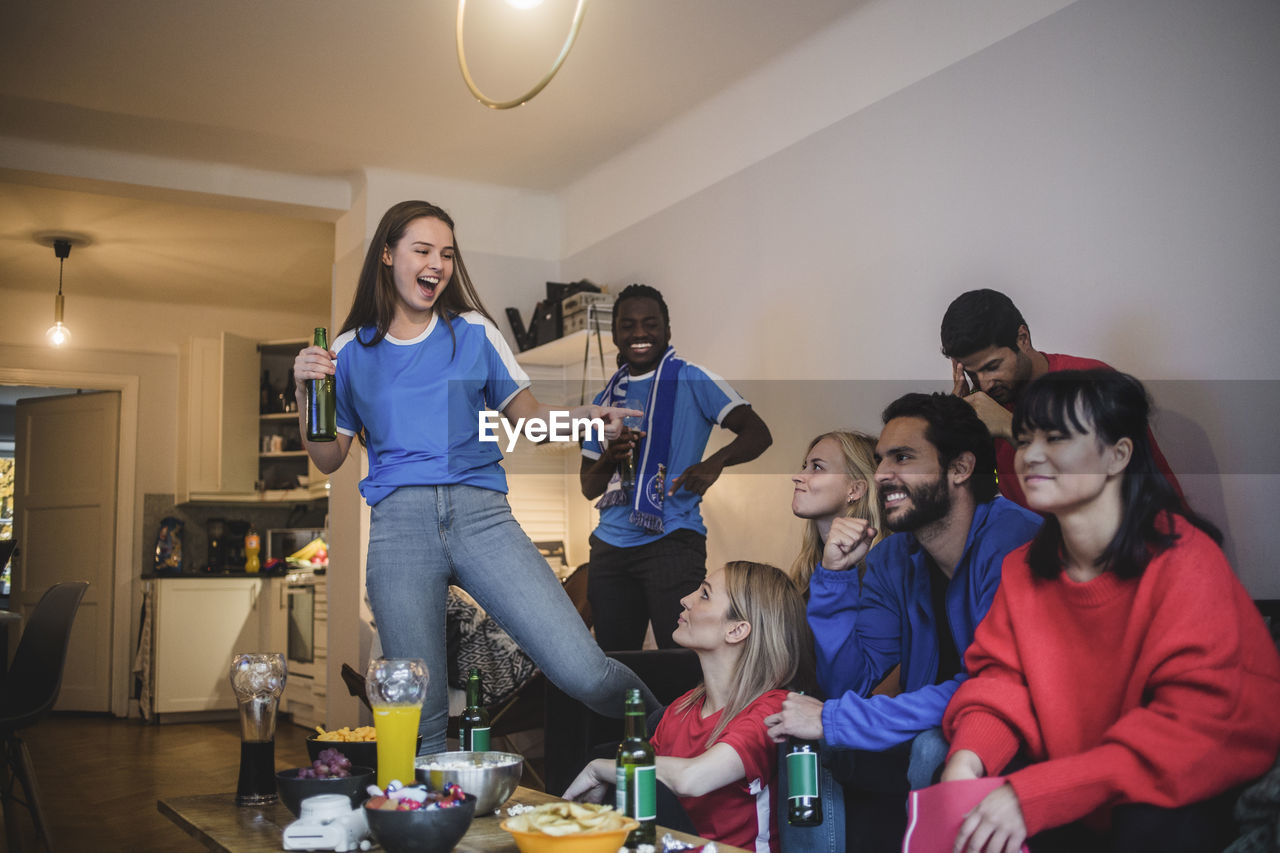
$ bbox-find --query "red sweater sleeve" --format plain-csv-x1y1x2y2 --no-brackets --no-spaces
944,567,1031,776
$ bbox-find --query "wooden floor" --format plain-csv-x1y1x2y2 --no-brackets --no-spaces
0,713,545,852
1,714,313,851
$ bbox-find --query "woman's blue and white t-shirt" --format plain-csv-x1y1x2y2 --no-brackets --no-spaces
333,312,529,506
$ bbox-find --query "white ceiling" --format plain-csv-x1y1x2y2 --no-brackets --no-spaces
0,0,863,311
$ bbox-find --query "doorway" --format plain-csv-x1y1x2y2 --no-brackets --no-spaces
0,369,139,717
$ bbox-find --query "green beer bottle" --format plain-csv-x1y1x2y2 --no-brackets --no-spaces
460,667,491,752
615,688,656,847
786,691,823,826
306,327,336,442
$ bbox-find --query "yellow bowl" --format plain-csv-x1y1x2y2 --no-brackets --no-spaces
500,816,639,853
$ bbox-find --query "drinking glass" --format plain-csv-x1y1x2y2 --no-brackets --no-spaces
619,415,645,494
365,657,429,789
229,652,287,806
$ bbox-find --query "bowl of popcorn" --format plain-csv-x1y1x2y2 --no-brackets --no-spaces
306,725,422,774
500,802,639,853
364,782,477,853
275,747,375,817
415,750,523,814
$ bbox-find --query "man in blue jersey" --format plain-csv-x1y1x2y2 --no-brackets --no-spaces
764,392,1041,853
581,284,772,651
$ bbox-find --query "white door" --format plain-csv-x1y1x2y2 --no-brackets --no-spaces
13,391,119,711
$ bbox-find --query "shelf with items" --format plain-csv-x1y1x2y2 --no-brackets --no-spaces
176,333,329,504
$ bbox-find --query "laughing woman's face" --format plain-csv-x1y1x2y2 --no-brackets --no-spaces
383,216,455,322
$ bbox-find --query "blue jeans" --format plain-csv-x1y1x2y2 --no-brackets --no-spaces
366,485,658,753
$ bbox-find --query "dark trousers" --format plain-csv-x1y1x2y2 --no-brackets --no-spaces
1028,789,1239,853
826,741,914,853
587,529,706,651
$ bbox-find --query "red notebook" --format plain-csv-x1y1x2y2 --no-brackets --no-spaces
901,778,1030,853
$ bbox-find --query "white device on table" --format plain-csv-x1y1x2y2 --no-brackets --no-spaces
282,793,371,851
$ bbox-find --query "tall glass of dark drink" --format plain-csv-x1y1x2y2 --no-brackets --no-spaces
229,652,287,806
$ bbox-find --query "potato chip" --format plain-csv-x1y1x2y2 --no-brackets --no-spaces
509,802,630,836
314,724,376,742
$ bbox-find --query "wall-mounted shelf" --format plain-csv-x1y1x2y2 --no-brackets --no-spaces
516,328,616,367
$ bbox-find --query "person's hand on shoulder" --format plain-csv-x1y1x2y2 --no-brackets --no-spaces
763,692,825,743
822,517,877,572
961,391,1013,442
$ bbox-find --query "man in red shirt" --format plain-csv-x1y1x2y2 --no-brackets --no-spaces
939,289,1182,508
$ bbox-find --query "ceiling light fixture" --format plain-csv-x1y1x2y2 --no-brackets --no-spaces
45,239,73,347
456,0,590,109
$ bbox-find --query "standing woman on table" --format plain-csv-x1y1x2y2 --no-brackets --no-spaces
293,200,657,753
565,560,812,853
940,370,1280,853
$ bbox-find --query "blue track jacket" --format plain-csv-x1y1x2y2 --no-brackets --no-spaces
810,496,1041,751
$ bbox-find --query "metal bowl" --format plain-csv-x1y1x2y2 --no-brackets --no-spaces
414,750,523,814
364,793,477,853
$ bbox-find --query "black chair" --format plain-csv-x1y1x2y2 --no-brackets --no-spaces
1,581,89,853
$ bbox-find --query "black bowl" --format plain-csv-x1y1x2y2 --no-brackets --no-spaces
275,766,376,817
306,735,422,772
364,793,477,853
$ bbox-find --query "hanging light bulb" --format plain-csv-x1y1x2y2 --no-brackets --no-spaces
45,239,72,347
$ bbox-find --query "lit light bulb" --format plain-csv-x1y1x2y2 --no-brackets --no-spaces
46,322,71,346
46,291,70,346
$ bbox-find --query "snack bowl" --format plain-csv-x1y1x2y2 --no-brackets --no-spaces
306,734,422,773
364,793,477,853
414,751,523,814
274,766,375,817
500,815,639,853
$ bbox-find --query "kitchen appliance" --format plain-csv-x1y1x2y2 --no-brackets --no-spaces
269,528,328,727
206,517,226,572
226,520,249,570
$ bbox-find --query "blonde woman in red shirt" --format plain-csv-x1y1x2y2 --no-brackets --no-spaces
940,370,1280,853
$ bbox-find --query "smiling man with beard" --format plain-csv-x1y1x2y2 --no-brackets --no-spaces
581,284,772,651
764,393,1040,853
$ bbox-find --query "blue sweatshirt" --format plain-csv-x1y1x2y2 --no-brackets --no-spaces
809,496,1041,751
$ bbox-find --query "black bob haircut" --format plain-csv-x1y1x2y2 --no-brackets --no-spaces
1013,369,1220,580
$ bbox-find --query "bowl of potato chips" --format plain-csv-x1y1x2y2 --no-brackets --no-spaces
307,725,422,774
500,802,638,853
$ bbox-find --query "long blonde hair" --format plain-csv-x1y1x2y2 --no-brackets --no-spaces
674,561,813,748
789,431,884,592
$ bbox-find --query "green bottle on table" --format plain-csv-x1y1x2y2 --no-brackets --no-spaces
460,667,491,752
306,326,336,442
615,688,656,847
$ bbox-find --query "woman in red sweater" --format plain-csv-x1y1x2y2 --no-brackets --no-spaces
940,370,1280,853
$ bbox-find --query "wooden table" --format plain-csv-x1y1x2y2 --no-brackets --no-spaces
158,786,747,852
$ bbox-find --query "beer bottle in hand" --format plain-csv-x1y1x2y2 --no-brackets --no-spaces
460,667,491,752
615,688,656,847
306,327,336,442
786,693,824,826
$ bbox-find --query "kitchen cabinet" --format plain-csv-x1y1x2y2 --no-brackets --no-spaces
176,334,327,504
152,577,279,714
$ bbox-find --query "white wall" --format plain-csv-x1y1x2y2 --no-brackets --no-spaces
559,0,1280,595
